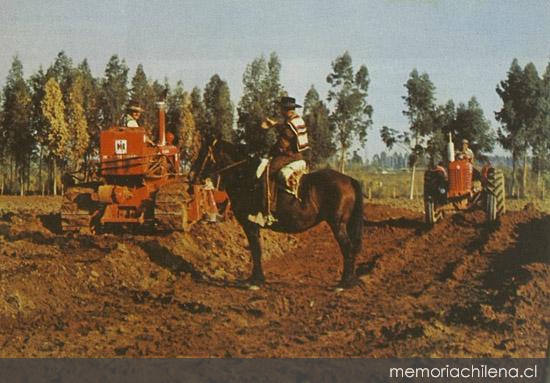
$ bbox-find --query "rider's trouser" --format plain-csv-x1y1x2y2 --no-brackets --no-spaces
260,152,303,215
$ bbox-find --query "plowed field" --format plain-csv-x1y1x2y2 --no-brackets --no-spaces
0,196,548,357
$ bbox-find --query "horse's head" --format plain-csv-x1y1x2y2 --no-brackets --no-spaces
190,135,250,183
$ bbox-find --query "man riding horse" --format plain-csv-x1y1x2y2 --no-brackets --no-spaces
192,106,364,288
248,96,310,227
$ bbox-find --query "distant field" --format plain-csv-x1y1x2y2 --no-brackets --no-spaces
347,169,550,213
366,197,550,213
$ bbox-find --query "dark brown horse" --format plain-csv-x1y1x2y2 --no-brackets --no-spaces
192,138,364,289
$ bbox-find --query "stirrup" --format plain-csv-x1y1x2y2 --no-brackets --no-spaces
247,212,277,227
265,214,277,226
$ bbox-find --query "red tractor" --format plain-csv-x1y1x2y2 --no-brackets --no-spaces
60,102,230,233
423,136,505,225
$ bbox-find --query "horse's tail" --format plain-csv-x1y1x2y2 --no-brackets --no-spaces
348,178,364,254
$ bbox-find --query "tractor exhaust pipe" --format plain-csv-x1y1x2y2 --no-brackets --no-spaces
447,132,455,162
156,101,167,146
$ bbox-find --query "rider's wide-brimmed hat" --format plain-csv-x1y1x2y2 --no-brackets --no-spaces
278,96,302,109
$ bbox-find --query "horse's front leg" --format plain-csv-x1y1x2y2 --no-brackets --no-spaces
242,222,265,286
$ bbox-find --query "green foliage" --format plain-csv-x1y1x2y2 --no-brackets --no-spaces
370,151,408,170
29,68,49,151
190,87,207,135
303,86,334,166
532,61,550,175
450,97,495,160
76,59,101,157
41,77,69,162
428,100,455,163
496,59,549,195
178,92,201,164
326,51,373,172
46,51,74,105
66,75,89,170
167,81,185,142
496,59,529,156
1,56,33,181
237,53,285,153
100,55,129,128
204,74,235,142
129,64,149,121
402,69,436,142
129,64,166,136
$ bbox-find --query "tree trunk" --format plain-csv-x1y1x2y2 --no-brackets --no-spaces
521,153,528,198
339,147,346,173
537,167,542,198
26,157,31,194
47,157,53,195
38,147,43,194
511,154,517,198
409,162,416,200
52,160,57,196
9,157,14,194
19,171,24,196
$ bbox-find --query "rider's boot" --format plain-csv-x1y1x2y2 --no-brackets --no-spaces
248,211,267,227
248,161,277,227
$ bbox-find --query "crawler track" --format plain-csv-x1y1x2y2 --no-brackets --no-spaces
60,187,98,233
154,180,192,231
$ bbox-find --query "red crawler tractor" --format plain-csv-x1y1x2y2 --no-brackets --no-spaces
60,102,230,233
423,135,505,225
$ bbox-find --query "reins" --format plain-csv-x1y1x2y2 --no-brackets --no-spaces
195,139,254,181
208,158,251,176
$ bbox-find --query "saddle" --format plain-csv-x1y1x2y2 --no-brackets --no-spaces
249,158,308,222
256,159,308,216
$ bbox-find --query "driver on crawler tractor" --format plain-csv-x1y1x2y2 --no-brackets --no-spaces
121,102,144,128
120,101,156,145
248,96,310,226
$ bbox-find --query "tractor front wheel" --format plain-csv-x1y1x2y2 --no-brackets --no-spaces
423,170,444,226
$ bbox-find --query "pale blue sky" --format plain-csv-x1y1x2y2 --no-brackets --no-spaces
1,0,549,156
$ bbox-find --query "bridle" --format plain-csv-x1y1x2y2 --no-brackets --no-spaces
193,139,252,182
195,139,217,181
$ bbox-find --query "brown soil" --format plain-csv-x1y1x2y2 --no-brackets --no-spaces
0,196,548,357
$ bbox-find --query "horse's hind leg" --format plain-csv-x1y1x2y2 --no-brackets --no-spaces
330,222,359,288
242,222,266,286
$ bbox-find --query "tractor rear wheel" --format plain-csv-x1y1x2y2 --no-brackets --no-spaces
485,168,505,222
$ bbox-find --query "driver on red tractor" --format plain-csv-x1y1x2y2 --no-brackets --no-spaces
248,96,310,227
456,138,483,187
456,139,474,163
